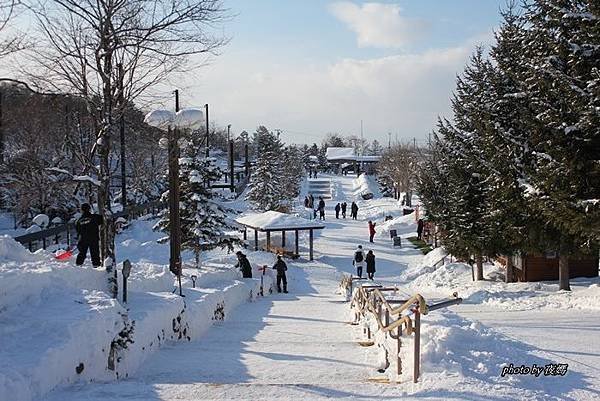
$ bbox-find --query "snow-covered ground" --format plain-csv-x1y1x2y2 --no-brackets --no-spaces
2,173,599,400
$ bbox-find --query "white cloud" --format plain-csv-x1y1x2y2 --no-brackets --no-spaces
329,2,428,48
179,43,474,144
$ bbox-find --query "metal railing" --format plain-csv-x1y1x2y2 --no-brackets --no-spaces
345,277,462,383
13,200,165,252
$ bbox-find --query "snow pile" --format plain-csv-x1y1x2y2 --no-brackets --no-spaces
355,309,569,398
400,246,448,282
375,213,416,238
0,235,46,265
352,173,379,198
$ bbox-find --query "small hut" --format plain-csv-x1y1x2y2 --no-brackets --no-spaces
504,252,599,282
236,211,325,260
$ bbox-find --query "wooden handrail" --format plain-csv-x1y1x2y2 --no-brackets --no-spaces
344,275,462,384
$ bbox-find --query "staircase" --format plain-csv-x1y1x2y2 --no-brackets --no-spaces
307,179,332,200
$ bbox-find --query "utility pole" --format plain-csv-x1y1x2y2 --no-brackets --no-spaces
169,89,183,296
227,124,231,142
360,120,364,157
388,132,391,150
205,103,209,157
413,137,417,149
229,139,235,194
118,63,127,206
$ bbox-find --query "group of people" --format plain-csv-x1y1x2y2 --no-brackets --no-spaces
304,194,326,220
352,245,376,280
333,201,359,220
235,251,289,293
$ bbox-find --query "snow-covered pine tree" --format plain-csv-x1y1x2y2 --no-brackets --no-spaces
421,48,500,280
280,145,304,207
154,140,241,267
246,126,283,211
516,0,600,290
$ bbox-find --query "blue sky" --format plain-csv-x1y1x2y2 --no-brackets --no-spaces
181,0,504,145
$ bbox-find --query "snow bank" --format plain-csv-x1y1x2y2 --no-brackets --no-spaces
352,173,380,199
0,235,46,265
404,257,600,312
0,217,277,401
375,213,416,238
354,307,569,398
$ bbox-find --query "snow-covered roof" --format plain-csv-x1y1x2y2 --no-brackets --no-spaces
236,211,325,231
356,155,381,162
326,147,355,160
325,148,381,162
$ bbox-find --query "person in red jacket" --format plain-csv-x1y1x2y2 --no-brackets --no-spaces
368,220,376,243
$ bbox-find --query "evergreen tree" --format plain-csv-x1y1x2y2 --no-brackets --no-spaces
517,0,600,290
154,141,241,268
246,126,283,211
281,145,304,206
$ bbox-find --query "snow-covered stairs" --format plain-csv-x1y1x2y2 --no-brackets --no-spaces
307,179,332,200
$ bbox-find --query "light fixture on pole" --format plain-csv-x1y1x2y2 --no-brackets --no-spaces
144,105,204,296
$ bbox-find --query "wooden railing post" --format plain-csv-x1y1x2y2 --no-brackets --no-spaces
413,308,420,383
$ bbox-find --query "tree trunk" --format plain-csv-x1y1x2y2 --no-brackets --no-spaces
475,252,484,281
558,239,571,291
505,255,513,284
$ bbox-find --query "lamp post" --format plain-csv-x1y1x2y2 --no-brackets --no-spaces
144,100,204,296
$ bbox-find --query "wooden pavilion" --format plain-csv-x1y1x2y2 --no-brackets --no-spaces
236,211,325,260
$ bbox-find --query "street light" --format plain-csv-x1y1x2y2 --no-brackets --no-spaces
144,106,204,296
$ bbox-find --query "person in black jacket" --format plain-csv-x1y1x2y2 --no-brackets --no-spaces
335,203,341,219
235,251,253,278
75,203,103,267
365,250,376,280
341,202,347,218
351,202,359,220
318,197,326,220
272,255,288,293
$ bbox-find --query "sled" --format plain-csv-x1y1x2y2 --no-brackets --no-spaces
55,248,73,261
358,340,375,347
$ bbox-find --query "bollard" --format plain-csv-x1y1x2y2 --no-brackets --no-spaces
122,259,132,304
191,275,197,288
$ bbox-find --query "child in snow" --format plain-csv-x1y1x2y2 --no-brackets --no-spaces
353,245,366,278
368,220,376,243
272,254,288,293
366,250,376,280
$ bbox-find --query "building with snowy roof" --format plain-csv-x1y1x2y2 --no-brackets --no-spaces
325,147,380,175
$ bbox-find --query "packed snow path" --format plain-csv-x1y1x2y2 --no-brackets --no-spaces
43,174,600,400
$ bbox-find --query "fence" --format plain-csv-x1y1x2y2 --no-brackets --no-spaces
343,277,462,383
13,201,165,252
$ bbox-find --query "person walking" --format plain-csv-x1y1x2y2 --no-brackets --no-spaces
368,220,376,243
318,197,326,220
351,202,359,220
341,202,347,219
352,245,366,278
272,254,288,293
417,218,424,240
365,250,376,280
335,203,341,219
235,251,253,278
75,203,103,267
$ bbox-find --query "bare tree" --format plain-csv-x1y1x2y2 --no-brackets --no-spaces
378,143,418,206
24,0,228,297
